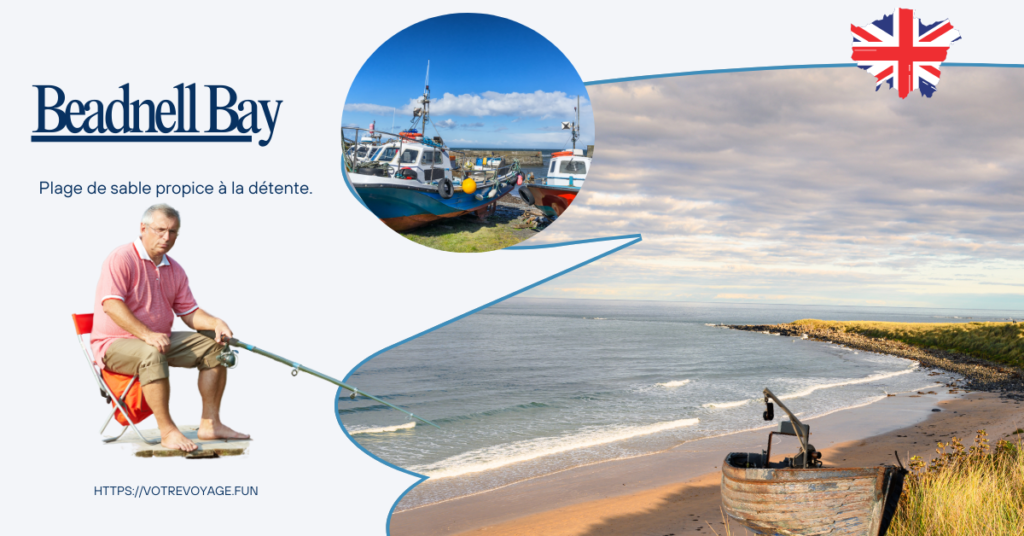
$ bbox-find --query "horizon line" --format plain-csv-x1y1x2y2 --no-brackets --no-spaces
508,295,1024,313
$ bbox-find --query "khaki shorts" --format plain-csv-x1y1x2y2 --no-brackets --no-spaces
103,332,223,385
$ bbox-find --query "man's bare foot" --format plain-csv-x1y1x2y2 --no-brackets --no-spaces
161,428,198,452
197,420,250,440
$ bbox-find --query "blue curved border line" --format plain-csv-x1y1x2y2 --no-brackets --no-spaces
339,56,1024,532
584,62,1024,86
340,60,1024,534
335,233,641,534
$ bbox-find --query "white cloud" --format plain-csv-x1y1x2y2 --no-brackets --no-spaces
342,103,396,115
522,68,1024,308
397,91,587,118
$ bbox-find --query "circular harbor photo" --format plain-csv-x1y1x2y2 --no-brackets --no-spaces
341,14,594,252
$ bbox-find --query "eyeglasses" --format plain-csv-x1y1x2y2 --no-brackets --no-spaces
146,225,179,238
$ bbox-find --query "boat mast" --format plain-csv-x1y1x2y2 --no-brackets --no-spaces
571,95,580,152
423,61,435,177
423,60,430,135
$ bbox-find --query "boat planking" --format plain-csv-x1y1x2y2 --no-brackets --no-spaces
720,388,906,536
353,177,516,232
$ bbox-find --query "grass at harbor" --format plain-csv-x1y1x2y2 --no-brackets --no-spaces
402,213,541,253
889,429,1024,536
790,320,1024,369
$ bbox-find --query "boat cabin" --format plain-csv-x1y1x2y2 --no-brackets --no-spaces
364,139,453,184
345,132,384,164
545,149,590,188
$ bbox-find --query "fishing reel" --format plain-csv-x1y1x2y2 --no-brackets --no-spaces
763,395,774,421
217,345,239,369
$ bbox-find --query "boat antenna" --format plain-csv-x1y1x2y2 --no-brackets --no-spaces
423,60,430,134
574,95,580,152
562,96,581,152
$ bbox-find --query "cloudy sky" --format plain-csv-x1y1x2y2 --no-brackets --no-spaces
342,14,593,150
523,67,1024,311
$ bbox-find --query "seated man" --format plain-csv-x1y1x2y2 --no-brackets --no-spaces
91,203,248,452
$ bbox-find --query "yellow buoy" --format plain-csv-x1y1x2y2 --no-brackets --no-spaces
462,178,477,194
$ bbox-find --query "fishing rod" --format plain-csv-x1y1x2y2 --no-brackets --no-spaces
200,331,440,429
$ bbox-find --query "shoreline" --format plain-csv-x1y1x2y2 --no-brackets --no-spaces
389,391,1023,536
722,323,1024,399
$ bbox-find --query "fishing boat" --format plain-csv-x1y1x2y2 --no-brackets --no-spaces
343,121,384,164
344,63,522,232
721,388,906,536
520,96,590,218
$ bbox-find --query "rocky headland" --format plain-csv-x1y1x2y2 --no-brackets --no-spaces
723,323,1024,400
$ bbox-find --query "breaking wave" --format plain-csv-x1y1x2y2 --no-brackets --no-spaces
656,379,691,388
411,417,700,480
348,422,417,435
779,365,920,401
703,399,750,409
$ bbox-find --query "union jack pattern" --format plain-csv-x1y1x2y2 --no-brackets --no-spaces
851,8,961,99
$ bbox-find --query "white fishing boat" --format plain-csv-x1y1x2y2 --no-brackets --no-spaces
520,97,591,217
344,121,384,164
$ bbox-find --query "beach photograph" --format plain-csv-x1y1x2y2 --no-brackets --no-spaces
341,14,595,252
337,67,1024,535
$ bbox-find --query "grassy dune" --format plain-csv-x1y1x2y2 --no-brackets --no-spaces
889,430,1024,536
790,320,1024,369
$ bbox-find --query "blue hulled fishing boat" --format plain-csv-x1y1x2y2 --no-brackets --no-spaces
344,63,522,232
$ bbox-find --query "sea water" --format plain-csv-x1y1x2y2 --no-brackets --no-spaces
450,147,556,199
337,298,1022,509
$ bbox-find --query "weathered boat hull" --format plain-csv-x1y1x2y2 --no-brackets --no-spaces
354,181,516,232
721,453,904,536
523,184,579,217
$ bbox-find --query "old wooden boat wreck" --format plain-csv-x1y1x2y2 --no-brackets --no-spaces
721,388,906,536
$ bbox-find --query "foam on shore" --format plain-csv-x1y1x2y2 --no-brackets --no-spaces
349,422,417,435
412,417,700,480
703,399,750,409
779,365,919,401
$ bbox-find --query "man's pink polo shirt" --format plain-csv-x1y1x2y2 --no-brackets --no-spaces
90,237,199,366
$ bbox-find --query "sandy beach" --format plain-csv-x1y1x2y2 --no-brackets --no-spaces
390,391,1023,536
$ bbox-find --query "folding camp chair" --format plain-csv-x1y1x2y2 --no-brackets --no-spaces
73,313,159,444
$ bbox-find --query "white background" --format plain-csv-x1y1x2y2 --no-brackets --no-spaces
0,1,1014,534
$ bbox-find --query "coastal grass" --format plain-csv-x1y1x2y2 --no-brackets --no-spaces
790,319,1024,369
889,430,1024,536
402,215,536,253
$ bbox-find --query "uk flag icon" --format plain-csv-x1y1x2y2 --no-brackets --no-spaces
852,8,962,98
